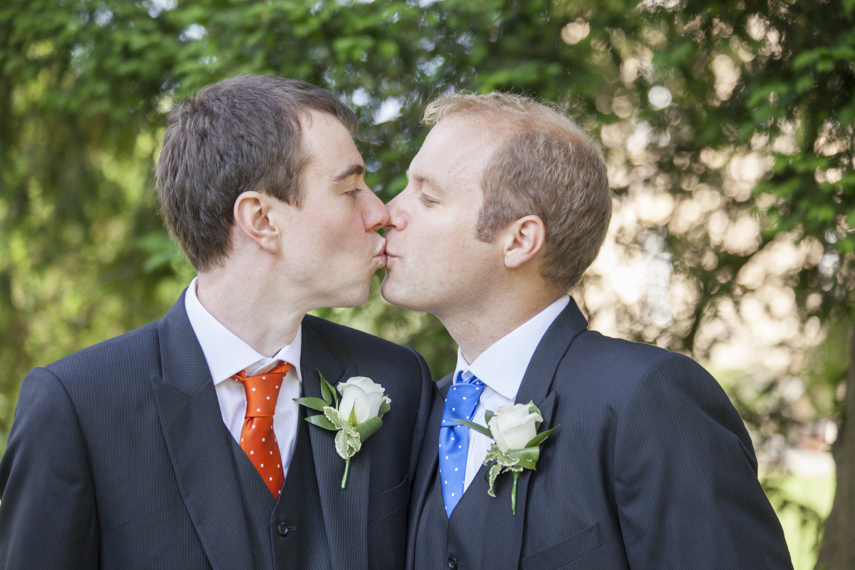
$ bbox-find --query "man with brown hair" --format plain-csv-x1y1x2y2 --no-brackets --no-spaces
0,75,432,570
383,93,793,569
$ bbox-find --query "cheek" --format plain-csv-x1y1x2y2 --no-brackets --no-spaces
412,223,459,266
328,209,366,243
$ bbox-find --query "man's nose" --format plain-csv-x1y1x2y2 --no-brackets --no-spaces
364,190,390,232
384,192,405,231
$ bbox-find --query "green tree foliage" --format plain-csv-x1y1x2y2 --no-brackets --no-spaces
1,0,853,565
0,0,628,407
575,2,854,565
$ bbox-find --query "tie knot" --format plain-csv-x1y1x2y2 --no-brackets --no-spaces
440,372,485,426
235,361,293,418
457,370,484,387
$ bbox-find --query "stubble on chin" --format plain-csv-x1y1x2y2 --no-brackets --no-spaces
380,271,429,313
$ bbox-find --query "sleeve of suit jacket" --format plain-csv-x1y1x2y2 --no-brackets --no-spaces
0,367,100,570
611,351,792,570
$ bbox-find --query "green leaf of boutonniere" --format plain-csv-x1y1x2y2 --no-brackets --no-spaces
508,447,540,470
335,429,361,459
318,371,338,407
324,407,348,431
354,416,383,442
305,413,337,431
525,426,557,449
453,419,493,438
293,397,329,412
486,463,503,497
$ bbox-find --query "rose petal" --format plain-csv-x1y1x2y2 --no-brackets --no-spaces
364,391,385,419
339,385,371,424
490,405,542,451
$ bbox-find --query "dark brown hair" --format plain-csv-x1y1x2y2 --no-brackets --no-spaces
156,75,357,271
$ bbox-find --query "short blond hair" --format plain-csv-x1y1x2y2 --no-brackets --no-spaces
423,92,612,289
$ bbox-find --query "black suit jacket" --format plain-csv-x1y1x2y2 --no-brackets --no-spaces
408,298,793,570
0,291,433,570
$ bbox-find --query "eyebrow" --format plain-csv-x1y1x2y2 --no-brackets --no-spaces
332,163,366,183
406,169,444,193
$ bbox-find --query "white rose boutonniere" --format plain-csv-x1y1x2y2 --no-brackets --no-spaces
337,376,390,424
457,401,557,514
296,372,391,489
489,404,542,453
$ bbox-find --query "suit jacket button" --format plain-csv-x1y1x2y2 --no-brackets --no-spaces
277,523,290,537
447,556,458,569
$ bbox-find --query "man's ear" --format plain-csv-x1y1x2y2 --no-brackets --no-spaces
233,191,281,254
500,215,546,269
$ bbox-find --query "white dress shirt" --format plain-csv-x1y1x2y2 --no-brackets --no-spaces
453,295,569,491
184,277,303,479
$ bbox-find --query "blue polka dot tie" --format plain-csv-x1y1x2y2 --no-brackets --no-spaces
439,370,485,517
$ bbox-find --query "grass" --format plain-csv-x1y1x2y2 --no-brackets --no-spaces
765,474,836,570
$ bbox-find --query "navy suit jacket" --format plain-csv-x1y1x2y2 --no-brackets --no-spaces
408,298,793,570
0,291,433,570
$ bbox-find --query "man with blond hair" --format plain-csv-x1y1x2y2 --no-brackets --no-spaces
383,92,793,569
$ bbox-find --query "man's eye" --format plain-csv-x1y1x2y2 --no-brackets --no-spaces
419,194,437,205
346,188,362,197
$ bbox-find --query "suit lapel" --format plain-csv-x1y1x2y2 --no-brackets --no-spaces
300,321,369,570
409,373,451,537
479,392,557,570
515,298,589,406
151,291,252,570
480,299,588,568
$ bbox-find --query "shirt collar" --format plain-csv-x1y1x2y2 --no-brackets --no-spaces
453,296,569,401
184,277,303,385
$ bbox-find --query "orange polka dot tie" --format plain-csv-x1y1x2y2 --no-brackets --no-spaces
234,361,293,497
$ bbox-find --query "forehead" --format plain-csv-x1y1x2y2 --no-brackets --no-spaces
300,111,363,179
410,116,499,189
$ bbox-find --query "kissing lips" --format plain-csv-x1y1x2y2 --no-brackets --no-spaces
373,241,388,265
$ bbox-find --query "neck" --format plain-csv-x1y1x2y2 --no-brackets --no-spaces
440,288,564,364
196,267,305,358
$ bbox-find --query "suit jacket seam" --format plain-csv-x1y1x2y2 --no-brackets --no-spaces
609,348,682,480
604,347,688,544
34,366,99,485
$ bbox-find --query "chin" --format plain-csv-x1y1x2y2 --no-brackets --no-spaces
380,279,423,312
342,284,372,308
379,276,396,305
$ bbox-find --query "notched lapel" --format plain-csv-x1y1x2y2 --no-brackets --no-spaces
478,300,582,570
475,392,557,570
409,375,450,535
516,298,587,408
152,292,253,570
301,323,369,570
